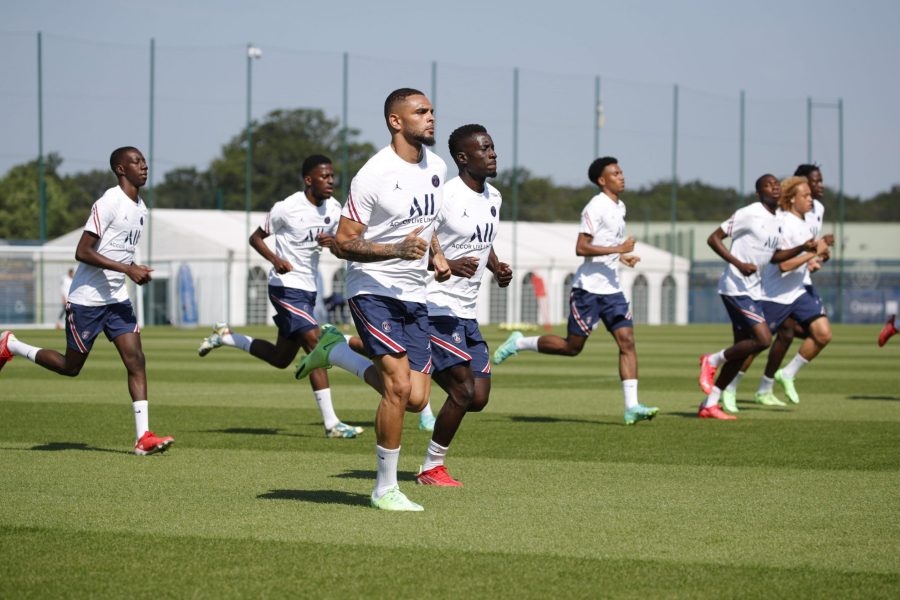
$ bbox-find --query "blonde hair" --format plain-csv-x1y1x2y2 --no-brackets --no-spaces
780,176,810,212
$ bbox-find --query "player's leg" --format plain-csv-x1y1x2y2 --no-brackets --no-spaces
1,303,101,377
417,363,470,486
722,352,756,413
610,324,658,425
776,316,832,404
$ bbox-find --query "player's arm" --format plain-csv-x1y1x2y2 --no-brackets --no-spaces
575,233,635,257
429,233,451,282
776,238,830,272
334,216,426,262
74,231,152,285
487,248,513,287
771,238,819,264
707,227,756,276
249,226,292,274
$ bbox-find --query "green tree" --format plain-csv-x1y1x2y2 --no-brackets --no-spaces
153,167,215,209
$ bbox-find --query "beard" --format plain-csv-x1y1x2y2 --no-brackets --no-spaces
410,131,436,147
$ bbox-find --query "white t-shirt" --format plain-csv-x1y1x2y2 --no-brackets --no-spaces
762,211,812,304
342,145,447,302
426,177,502,318
262,192,340,291
716,202,780,301
571,192,625,295
68,186,147,307
802,198,825,286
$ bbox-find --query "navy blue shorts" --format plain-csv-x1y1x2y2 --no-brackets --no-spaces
567,288,633,337
269,285,318,338
762,291,826,332
348,294,432,373
720,294,767,333
65,300,139,353
428,316,491,378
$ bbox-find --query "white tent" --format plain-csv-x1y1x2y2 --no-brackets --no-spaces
46,209,690,327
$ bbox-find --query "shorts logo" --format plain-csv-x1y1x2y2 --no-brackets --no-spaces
452,332,462,343
82,330,91,339
585,316,593,325
432,175,440,187
381,321,392,333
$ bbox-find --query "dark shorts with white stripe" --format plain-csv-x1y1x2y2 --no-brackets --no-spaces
65,300,139,353
348,294,432,373
567,288,633,337
720,294,767,334
428,315,491,378
269,285,318,338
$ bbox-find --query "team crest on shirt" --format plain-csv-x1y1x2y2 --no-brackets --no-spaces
324,217,331,224
140,217,144,225
452,332,462,343
381,321,392,333
491,206,497,217
432,175,440,187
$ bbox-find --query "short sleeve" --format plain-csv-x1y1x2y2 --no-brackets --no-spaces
326,200,342,234
85,197,115,237
579,203,599,236
343,174,375,224
263,201,285,235
720,211,739,237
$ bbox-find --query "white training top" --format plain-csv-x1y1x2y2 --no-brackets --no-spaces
571,192,626,295
342,145,447,302
262,192,341,291
68,186,147,307
762,211,812,304
716,202,781,301
426,177,502,318
802,198,825,286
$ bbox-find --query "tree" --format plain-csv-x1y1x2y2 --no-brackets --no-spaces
153,167,215,209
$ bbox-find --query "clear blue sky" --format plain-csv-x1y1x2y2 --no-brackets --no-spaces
2,0,898,199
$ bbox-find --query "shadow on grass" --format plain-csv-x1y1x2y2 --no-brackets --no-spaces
29,441,131,455
847,395,898,401
257,489,370,507
201,427,312,438
332,469,417,482
508,415,613,426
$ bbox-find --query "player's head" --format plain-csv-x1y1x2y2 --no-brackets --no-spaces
794,163,824,200
755,173,781,207
780,175,812,214
448,124,497,179
587,156,624,195
109,146,147,188
383,87,435,146
301,154,334,202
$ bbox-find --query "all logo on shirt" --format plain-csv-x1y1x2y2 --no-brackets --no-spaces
409,194,436,218
469,223,496,244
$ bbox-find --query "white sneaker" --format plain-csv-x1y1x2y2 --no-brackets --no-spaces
198,322,231,357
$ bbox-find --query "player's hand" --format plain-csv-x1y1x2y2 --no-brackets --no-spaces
316,233,336,249
433,254,452,282
620,236,636,253
802,237,817,252
494,262,513,288
737,262,757,277
272,256,293,274
822,233,835,246
819,248,831,262
808,258,822,273
815,238,829,255
621,254,641,268
127,264,153,285
394,226,427,260
448,256,479,279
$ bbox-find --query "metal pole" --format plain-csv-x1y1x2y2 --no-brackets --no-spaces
739,89,745,207
431,60,437,109
341,52,349,201
511,67,520,323
837,97,845,323
147,37,155,325
594,76,601,158
806,96,812,164
245,43,253,325
37,31,46,322
669,84,678,272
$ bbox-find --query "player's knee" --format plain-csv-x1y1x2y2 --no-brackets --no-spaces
124,349,146,374
384,379,412,404
468,393,489,412
406,394,428,413
561,342,584,356
60,365,82,377
449,381,475,410
270,355,293,369
813,326,832,346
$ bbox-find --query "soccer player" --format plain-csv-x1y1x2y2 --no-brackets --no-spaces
698,174,817,419
0,147,173,455
416,124,513,487
718,164,835,411
493,156,658,425
296,88,450,511
196,155,364,438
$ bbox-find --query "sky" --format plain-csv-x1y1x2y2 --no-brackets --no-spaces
2,0,899,200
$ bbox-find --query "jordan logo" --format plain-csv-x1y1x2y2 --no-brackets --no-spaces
394,181,402,191
462,209,469,218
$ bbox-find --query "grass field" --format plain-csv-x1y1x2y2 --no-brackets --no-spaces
1,323,898,598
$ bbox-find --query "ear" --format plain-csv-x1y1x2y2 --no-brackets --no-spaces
388,113,402,133
455,151,468,166
303,174,313,188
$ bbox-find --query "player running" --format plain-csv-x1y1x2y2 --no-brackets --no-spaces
0,147,173,455
196,155,364,438
416,124,513,487
493,157,658,425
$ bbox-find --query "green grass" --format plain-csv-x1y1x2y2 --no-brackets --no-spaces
1,323,898,598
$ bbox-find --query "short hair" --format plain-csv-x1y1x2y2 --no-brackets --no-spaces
109,146,140,173
794,163,821,178
383,87,426,124
587,156,618,186
755,173,776,195
302,154,332,177
779,176,810,211
448,124,487,165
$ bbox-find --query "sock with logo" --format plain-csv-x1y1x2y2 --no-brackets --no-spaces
220,331,253,352
314,388,340,430
7,334,41,362
422,440,449,471
782,353,809,378
133,400,149,440
622,379,639,410
516,336,540,352
373,445,400,499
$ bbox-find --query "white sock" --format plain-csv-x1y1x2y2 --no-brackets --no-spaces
374,445,400,498
757,375,774,394
726,371,745,394
622,379,638,410
516,336,540,351
220,331,253,352
703,387,722,408
419,401,434,418
7,335,41,362
782,354,809,378
329,343,373,381
422,439,448,471
707,350,727,368
314,388,340,430
133,400,149,440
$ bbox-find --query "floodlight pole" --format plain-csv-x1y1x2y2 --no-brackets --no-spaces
147,37,155,325
511,67,520,324
340,52,349,202
594,76,602,158
245,44,261,324
669,84,679,274
739,89,745,208
37,31,46,322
